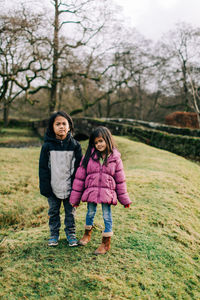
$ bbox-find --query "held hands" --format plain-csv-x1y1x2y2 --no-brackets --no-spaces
73,204,129,208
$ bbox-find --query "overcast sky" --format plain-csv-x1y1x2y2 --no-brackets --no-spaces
114,0,200,41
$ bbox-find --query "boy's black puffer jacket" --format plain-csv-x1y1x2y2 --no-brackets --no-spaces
39,132,82,199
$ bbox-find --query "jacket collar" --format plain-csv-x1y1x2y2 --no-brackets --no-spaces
91,147,120,162
44,132,71,144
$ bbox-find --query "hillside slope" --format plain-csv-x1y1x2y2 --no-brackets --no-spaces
0,136,200,299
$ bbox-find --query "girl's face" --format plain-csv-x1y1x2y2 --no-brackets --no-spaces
94,136,107,154
53,116,70,140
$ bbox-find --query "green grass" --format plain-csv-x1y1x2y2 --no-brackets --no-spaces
0,136,200,299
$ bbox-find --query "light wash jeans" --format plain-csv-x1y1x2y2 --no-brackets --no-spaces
86,202,112,233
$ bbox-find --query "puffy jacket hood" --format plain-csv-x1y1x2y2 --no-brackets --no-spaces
91,147,121,162
107,148,121,162
44,132,72,144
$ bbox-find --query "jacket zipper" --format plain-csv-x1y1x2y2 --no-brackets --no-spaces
97,163,102,203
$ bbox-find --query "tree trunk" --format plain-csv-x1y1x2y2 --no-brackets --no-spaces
57,81,64,111
106,94,111,117
49,0,59,114
182,60,190,111
98,101,102,117
3,101,10,127
189,75,200,128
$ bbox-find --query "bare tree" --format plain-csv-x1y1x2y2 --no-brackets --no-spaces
0,9,50,125
101,30,157,120
155,22,200,112
187,66,200,127
27,0,111,114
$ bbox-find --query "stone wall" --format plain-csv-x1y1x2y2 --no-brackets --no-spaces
32,117,200,160
101,118,200,137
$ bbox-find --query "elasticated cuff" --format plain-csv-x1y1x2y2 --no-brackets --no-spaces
102,231,113,237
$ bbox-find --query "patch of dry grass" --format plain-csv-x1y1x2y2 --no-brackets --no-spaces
0,147,47,230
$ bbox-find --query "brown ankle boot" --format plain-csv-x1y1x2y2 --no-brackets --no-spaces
94,235,112,255
79,226,93,246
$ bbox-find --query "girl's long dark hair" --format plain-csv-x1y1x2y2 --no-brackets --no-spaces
46,111,74,137
82,126,115,169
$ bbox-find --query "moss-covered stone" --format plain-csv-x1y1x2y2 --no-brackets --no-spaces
32,117,200,160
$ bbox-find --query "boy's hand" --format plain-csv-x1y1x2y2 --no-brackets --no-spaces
124,204,130,208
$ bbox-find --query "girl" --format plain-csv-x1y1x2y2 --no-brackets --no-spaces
70,126,131,255
39,111,82,247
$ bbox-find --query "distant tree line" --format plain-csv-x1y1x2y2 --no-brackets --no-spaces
1,0,200,126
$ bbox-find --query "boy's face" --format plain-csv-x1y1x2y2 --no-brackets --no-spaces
53,116,70,140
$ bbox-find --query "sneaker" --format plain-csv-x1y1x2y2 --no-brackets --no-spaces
67,235,78,247
48,237,59,247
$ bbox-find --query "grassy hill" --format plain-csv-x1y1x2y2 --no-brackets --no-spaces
0,136,200,299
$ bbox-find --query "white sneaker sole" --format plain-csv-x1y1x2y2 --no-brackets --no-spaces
48,242,58,246
69,243,78,247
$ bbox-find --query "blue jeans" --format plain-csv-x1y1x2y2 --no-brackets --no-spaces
48,195,76,238
86,202,112,233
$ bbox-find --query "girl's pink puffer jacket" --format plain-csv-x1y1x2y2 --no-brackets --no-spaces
69,148,132,206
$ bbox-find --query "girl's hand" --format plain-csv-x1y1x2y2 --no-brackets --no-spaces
73,204,79,208
124,204,130,208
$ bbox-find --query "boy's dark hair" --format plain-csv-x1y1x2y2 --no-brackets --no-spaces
46,111,74,137
82,126,115,169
